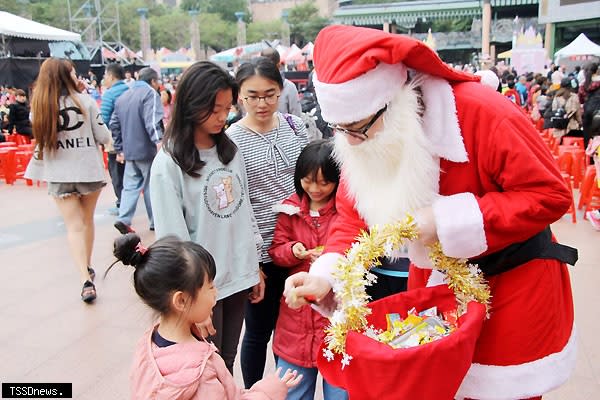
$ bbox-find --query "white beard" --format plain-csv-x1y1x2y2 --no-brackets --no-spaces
333,81,440,227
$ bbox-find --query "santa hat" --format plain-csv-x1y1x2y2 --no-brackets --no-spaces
313,25,480,124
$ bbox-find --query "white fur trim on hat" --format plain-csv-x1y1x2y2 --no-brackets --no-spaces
456,325,577,399
432,192,488,258
475,70,500,91
314,62,407,124
419,74,468,163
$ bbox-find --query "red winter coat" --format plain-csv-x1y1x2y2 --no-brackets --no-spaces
268,193,337,368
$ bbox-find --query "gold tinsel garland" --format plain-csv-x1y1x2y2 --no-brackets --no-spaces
323,215,491,363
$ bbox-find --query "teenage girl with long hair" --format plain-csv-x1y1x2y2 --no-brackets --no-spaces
25,58,111,303
149,61,265,374
226,57,308,388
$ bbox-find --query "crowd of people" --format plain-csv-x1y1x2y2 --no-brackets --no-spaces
2,27,600,398
493,62,600,148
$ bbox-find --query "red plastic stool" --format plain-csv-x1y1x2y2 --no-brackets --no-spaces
0,147,17,184
559,146,585,189
561,172,577,223
14,150,33,185
562,137,584,148
578,166,596,210
584,184,600,219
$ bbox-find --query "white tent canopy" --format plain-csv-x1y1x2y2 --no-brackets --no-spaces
0,11,81,42
554,33,600,62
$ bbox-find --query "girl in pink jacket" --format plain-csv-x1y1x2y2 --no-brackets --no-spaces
268,140,347,400
109,233,302,399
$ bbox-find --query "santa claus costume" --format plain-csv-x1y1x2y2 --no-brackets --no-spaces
308,25,577,400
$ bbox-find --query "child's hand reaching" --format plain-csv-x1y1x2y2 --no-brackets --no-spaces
275,367,302,388
292,242,309,259
196,315,216,339
293,242,323,262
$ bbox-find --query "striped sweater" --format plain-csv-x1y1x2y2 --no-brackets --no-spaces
226,113,308,263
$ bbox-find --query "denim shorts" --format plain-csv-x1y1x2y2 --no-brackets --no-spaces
47,181,106,198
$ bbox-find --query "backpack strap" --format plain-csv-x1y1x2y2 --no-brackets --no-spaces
283,113,300,136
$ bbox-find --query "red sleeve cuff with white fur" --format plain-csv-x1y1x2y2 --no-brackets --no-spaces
308,252,344,317
432,192,488,259
309,252,344,287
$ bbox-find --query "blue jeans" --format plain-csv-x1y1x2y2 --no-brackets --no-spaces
118,159,153,226
277,357,348,400
107,152,124,207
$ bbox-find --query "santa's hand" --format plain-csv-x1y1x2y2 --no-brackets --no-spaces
415,206,438,245
284,272,332,309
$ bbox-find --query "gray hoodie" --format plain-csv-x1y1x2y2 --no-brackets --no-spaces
150,146,262,300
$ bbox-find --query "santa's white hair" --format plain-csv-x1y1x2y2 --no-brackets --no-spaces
333,77,440,227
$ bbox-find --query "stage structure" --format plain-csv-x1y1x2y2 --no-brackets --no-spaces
67,0,144,68
0,11,91,90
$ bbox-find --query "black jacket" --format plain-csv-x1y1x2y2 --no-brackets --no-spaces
7,101,32,134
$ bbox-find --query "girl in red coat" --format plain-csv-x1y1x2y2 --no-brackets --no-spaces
269,140,347,400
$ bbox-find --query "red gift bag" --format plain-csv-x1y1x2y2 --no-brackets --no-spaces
318,285,486,400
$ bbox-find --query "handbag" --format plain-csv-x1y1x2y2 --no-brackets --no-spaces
551,106,570,129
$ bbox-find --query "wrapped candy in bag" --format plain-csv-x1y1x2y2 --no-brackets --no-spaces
317,285,486,400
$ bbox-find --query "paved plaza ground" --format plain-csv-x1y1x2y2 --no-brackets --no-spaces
0,179,598,399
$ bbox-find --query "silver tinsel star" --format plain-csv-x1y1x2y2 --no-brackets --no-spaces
341,353,353,370
323,348,335,362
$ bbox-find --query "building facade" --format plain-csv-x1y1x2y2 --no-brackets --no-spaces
250,0,339,22
331,0,599,65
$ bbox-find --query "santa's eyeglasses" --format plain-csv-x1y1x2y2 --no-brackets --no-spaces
328,105,387,141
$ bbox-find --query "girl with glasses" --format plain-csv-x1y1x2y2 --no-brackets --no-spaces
226,57,308,389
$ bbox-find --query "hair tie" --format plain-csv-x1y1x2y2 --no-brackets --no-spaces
136,242,148,255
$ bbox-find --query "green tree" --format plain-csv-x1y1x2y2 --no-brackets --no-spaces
0,0,25,15
150,10,191,50
30,0,70,31
431,18,472,33
180,0,249,22
199,13,236,53
247,20,284,44
288,1,329,47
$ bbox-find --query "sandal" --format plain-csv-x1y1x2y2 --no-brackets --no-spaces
81,280,96,303
87,267,95,281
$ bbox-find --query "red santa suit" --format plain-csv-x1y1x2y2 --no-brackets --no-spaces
308,25,576,399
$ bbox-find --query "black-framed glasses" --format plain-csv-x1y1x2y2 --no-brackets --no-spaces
328,105,387,141
243,94,280,106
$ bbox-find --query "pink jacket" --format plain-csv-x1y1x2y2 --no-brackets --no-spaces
130,324,288,399
268,193,337,368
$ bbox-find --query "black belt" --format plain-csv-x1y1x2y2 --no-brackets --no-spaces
469,226,578,276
